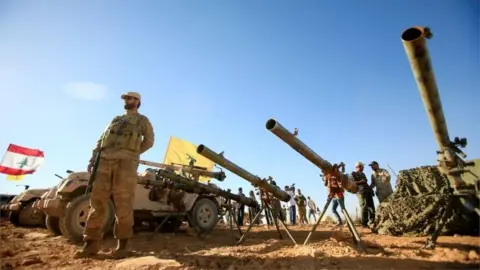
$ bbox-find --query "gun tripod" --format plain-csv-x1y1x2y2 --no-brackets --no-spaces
236,192,297,246
149,198,243,245
303,193,365,252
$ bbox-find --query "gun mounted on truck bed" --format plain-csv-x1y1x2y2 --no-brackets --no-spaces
137,168,258,208
139,160,226,182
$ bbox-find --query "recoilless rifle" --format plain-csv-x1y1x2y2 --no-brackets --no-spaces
400,26,480,249
265,119,365,250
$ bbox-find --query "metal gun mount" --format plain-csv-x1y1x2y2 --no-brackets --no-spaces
401,26,480,249
139,160,226,182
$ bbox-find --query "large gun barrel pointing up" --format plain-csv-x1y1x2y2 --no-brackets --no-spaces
196,144,291,202
401,27,450,152
265,119,332,172
265,119,358,194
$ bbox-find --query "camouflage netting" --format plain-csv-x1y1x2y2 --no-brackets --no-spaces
373,166,479,237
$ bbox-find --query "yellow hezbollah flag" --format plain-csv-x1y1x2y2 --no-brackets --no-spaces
163,136,215,183
6,175,24,181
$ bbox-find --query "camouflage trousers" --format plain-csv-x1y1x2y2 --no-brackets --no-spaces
376,189,393,203
298,206,307,224
83,158,138,241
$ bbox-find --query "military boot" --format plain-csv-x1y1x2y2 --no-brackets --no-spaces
73,240,101,258
110,239,131,259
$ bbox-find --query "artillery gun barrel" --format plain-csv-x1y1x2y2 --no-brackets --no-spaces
139,160,226,181
196,144,291,202
265,119,358,194
401,27,450,151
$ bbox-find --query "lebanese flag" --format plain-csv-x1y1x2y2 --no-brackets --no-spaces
0,144,45,176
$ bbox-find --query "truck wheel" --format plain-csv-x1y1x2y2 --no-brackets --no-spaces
45,215,62,235
191,198,218,233
60,194,115,243
18,201,44,226
9,212,20,226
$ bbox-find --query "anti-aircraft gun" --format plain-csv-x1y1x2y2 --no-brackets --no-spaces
137,161,257,242
400,26,480,249
265,119,364,249
197,144,297,245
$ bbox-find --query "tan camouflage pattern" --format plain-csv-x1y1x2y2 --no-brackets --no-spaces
83,158,139,241
371,168,393,203
298,206,307,224
90,112,155,162
83,109,154,241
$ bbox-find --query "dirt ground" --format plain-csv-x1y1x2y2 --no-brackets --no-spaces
1,219,479,270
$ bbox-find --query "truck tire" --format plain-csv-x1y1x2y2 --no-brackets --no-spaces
45,215,62,235
8,212,20,226
191,198,218,233
18,201,45,226
60,194,115,243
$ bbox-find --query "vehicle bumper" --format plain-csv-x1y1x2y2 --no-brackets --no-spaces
1,203,21,213
43,198,65,217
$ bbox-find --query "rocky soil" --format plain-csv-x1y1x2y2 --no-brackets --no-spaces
1,219,479,270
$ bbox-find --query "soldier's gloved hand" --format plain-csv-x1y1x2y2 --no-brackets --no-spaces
87,161,94,173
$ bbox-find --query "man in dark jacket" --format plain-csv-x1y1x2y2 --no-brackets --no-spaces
351,161,375,228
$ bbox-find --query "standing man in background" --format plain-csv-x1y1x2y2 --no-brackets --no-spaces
248,190,259,225
75,91,155,258
369,161,393,203
295,189,308,225
307,196,317,223
237,187,245,226
351,161,375,228
285,185,296,225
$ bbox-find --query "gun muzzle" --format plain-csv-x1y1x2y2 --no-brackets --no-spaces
266,119,332,171
197,144,291,202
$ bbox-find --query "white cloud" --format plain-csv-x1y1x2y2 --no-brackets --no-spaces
63,81,108,100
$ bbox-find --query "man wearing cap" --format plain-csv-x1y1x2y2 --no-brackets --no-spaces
369,161,393,203
351,161,375,228
75,91,155,258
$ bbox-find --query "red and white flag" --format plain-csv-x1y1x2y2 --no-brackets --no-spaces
0,144,45,176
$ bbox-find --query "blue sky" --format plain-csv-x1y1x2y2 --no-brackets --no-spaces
0,0,478,217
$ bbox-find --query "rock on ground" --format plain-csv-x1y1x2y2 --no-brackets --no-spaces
115,256,183,270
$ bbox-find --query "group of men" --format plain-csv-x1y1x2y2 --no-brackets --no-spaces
73,90,395,259
232,182,320,227
326,161,393,228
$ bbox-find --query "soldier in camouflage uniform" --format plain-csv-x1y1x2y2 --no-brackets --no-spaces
295,189,308,225
74,91,155,258
369,161,393,203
